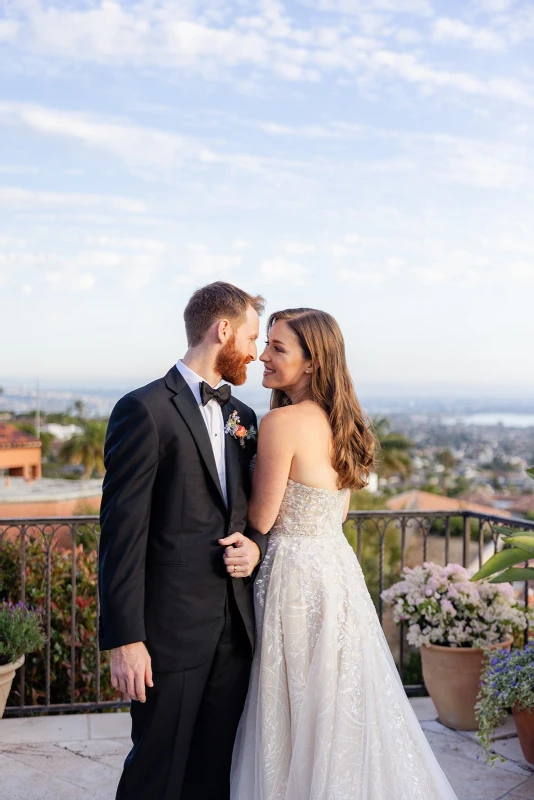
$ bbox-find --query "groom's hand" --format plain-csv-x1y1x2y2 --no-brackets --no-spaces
110,642,153,703
219,532,261,578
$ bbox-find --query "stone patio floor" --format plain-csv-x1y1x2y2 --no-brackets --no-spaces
0,697,532,800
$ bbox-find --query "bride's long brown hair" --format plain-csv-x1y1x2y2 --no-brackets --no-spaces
268,308,376,491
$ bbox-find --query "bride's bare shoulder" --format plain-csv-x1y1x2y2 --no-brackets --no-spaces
259,406,298,430
260,402,325,432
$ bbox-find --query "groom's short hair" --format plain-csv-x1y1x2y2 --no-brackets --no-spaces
184,281,265,346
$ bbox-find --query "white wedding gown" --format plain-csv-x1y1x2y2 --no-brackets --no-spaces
231,478,458,800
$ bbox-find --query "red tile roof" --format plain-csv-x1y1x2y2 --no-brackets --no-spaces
0,423,42,449
386,489,511,518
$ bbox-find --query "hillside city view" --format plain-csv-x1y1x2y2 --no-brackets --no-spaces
1,382,533,519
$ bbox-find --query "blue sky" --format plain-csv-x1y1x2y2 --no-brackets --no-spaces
1,0,533,395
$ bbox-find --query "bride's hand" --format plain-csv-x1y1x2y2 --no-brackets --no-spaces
219,532,261,578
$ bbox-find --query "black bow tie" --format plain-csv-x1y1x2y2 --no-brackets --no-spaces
200,381,231,407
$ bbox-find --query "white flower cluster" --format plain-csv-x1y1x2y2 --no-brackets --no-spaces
381,561,532,648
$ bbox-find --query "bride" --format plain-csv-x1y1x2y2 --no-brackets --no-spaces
231,308,458,800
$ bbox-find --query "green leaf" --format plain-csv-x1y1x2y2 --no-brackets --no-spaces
501,535,534,553
471,548,534,581
526,467,534,480
496,526,533,538
489,567,534,583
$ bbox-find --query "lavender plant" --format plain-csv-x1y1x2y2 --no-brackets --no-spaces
475,644,534,762
0,600,46,666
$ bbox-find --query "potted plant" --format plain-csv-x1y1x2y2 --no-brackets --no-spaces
381,562,532,730
0,599,46,718
476,644,534,765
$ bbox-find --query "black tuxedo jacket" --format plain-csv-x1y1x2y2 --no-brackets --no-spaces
98,365,267,672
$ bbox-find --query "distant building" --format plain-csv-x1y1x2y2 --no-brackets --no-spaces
460,492,534,519
0,423,41,481
0,477,101,518
366,472,379,493
387,489,511,519
43,423,83,442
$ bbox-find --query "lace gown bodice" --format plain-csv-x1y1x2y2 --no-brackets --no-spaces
231,479,458,800
270,478,349,539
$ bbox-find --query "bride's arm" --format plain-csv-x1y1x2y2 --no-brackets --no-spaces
248,409,295,535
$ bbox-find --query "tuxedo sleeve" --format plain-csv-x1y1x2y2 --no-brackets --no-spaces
98,394,158,650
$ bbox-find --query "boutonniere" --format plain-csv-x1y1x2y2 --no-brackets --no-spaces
224,410,257,449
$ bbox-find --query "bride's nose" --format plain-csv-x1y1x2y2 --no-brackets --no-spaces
259,349,269,363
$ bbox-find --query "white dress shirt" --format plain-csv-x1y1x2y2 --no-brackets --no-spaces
176,359,227,505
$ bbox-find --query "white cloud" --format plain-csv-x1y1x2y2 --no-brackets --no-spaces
0,102,303,180
432,18,507,52
310,0,433,14
232,239,250,250
72,273,96,292
3,2,532,108
337,267,385,285
0,186,146,214
369,50,533,106
0,164,40,174
44,269,96,292
282,241,317,255
0,101,190,169
412,266,445,284
259,120,364,139
508,261,534,281
86,236,166,253
423,134,530,189
475,0,516,11
325,234,370,258
122,264,158,290
0,19,20,42
259,256,310,284
0,235,27,247
1,243,161,294
174,244,244,285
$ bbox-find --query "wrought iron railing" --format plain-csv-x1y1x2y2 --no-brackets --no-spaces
1,510,532,716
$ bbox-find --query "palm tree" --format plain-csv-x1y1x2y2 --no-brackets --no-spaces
60,420,106,479
372,416,413,478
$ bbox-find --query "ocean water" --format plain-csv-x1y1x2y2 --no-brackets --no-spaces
442,413,534,429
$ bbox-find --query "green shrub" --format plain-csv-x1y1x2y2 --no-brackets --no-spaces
343,517,401,605
0,534,116,707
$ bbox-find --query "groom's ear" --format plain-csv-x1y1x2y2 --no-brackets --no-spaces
214,318,232,343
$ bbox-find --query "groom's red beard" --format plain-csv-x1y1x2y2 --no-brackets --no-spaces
215,335,250,386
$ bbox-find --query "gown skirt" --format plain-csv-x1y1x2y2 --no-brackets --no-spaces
231,479,458,800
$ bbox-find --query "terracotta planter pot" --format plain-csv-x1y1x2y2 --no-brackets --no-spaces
512,704,534,765
420,639,513,731
0,655,25,719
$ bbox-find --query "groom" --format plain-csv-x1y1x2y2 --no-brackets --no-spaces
98,281,267,799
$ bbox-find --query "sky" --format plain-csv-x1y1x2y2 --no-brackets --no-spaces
1,0,533,396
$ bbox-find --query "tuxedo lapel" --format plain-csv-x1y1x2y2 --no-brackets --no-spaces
165,366,226,508
223,402,239,516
